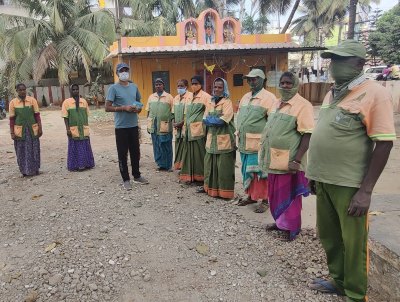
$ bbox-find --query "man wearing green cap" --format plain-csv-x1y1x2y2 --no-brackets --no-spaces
307,40,396,301
236,68,277,213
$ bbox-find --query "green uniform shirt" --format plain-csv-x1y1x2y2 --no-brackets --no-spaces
146,91,174,135
237,89,276,154
184,90,211,142
173,91,193,139
61,98,90,140
204,97,236,154
260,93,314,175
9,96,40,141
307,80,396,188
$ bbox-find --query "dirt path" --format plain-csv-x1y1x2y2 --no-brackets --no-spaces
0,109,398,302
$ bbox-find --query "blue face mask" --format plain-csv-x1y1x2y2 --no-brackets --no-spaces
177,88,186,95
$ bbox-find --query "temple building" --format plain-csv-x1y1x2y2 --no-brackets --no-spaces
106,9,303,111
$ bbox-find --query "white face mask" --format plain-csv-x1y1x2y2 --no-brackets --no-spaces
177,88,186,95
118,72,129,81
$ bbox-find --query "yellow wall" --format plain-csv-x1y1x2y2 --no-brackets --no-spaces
112,52,288,116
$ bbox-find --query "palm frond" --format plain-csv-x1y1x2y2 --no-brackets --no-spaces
51,0,65,34
10,0,49,19
69,28,109,64
56,55,71,85
0,14,38,32
33,43,58,83
74,9,116,43
176,0,196,18
121,18,158,36
17,55,35,80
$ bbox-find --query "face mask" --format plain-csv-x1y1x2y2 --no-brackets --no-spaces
278,87,297,102
177,88,186,95
249,77,264,93
330,61,362,86
118,72,129,81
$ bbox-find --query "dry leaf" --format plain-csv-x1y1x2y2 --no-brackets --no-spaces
196,243,209,256
44,242,57,252
369,211,384,216
31,194,43,201
24,290,39,302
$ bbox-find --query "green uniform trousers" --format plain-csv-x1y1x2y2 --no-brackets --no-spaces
316,182,369,302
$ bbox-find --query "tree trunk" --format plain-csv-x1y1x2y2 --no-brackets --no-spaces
338,21,343,44
347,0,358,39
280,0,301,34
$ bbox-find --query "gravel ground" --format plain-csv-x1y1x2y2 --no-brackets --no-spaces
0,109,386,302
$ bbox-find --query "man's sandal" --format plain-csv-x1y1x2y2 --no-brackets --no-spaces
308,278,345,296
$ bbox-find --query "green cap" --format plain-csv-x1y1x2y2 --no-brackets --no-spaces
243,68,266,79
321,40,366,59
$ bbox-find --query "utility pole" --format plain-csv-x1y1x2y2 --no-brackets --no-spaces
115,0,122,63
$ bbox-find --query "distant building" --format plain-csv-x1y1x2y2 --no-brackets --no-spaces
106,9,302,113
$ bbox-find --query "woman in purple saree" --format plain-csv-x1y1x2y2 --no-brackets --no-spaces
259,72,314,241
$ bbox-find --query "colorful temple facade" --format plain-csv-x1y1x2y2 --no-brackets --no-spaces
106,9,301,112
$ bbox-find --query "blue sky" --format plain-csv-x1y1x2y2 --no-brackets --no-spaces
370,0,398,12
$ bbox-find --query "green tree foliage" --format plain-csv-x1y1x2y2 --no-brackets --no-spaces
242,13,270,34
290,0,379,44
368,4,400,64
291,0,347,44
0,71,10,99
0,0,116,90
119,0,242,37
120,0,179,36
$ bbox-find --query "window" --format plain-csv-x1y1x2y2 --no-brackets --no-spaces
233,74,243,86
152,71,170,93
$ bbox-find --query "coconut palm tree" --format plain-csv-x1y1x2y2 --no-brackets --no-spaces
119,0,180,36
279,0,380,35
347,0,358,38
0,0,116,89
291,1,347,44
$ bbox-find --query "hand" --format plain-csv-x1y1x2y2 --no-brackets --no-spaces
38,127,43,137
10,132,16,140
125,106,135,112
66,129,72,137
308,180,316,195
134,107,142,114
174,121,184,129
347,189,372,217
288,161,301,171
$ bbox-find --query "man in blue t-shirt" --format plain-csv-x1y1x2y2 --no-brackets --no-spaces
106,63,149,190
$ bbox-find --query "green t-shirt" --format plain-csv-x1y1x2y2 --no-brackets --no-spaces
307,80,396,188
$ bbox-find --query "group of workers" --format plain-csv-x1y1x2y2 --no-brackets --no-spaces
7,40,396,302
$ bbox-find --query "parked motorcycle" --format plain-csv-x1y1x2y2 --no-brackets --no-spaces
0,99,6,120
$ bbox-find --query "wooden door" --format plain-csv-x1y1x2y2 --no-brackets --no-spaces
196,69,225,95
